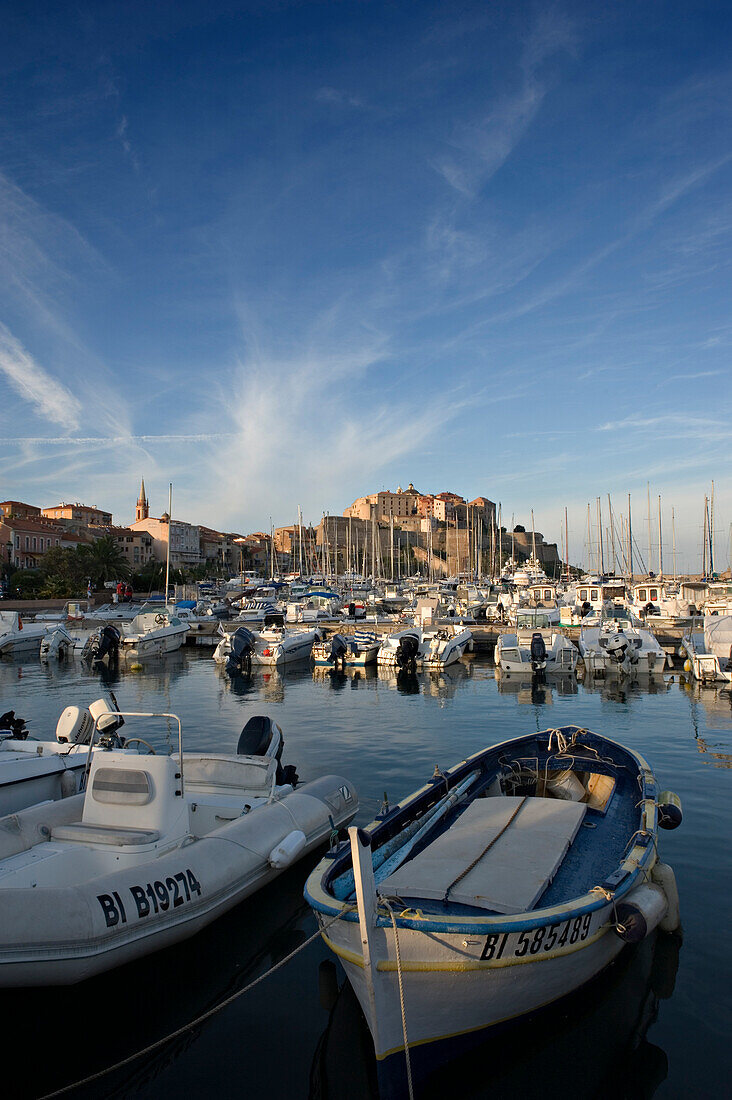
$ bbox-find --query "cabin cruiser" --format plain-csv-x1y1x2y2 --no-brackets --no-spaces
495,626,578,675
286,591,342,623
681,615,732,682
630,580,694,619
312,630,381,668
213,624,320,672
377,624,473,669
579,611,666,678
0,711,357,986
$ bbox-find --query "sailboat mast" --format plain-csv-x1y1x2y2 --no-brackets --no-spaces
672,507,677,583
628,494,633,580
565,506,569,582
657,495,663,577
596,497,604,574
647,482,652,577
164,482,172,609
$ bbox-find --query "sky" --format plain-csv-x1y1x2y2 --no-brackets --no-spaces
0,0,730,573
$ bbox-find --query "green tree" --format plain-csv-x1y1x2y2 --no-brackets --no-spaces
83,536,131,586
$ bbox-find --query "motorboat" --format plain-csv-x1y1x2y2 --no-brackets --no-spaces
0,611,55,656
495,628,578,674
0,711,357,986
312,630,381,668
305,725,681,1098
377,624,473,669
579,614,666,678
213,624,320,672
681,615,732,682
0,697,125,817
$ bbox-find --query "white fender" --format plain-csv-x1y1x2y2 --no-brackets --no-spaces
268,829,307,869
652,861,681,933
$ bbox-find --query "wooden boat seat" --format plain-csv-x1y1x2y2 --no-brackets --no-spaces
381,796,586,914
51,822,160,846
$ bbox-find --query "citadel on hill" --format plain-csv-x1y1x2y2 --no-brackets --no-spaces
1,481,561,580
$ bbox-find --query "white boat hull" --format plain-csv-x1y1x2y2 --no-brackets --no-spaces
321,906,624,1060
0,773,356,986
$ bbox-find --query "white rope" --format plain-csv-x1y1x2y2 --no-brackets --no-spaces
383,900,415,1100
37,906,353,1100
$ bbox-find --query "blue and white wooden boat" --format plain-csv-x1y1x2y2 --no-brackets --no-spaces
305,725,681,1098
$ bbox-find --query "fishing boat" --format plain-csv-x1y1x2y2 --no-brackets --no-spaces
377,624,473,669
305,725,681,1098
0,711,357,986
312,631,381,668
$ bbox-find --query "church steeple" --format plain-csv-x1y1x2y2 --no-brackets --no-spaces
136,478,149,522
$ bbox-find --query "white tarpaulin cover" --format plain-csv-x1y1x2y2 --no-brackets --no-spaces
381,795,586,914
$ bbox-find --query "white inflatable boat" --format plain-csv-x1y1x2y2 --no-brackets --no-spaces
0,711,357,986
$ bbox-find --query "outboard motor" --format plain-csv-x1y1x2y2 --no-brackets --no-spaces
0,711,29,741
606,631,630,664
236,715,297,787
55,695,125,747
86,625,120,664
581,601,592,619
226,627,256,676
395,633,420,671
328,634,349,668
40,625,73,661
530,632,547,672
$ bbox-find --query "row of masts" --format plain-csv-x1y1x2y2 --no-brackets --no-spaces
267,483,720,585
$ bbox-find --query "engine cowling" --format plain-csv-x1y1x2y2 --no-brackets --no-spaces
226,627,256,675
395,633,420,669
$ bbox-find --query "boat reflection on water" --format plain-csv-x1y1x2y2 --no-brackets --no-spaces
376,660,473,700
580,673,672,704
312,665,379,691
310,931,681,1100
3,859,323,1100
494,668,578,705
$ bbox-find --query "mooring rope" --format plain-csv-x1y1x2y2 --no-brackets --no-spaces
382,899,415,1100
38,907,353,1100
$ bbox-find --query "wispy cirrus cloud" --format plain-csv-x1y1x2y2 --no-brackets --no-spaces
433,10,578,197
0,323,82,429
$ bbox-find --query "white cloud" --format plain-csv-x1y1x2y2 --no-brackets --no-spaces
0,323,82,429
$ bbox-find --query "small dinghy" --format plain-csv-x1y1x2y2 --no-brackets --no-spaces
0,712,357,986
305,726,681,1098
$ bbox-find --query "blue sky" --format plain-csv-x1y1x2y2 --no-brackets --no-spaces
0,0,730,572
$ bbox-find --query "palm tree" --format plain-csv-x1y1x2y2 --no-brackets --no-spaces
83,536,131,587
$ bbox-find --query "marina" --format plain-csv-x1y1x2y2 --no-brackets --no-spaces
0,645,728,1097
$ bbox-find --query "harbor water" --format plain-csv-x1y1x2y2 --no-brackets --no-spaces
0,650,729,1098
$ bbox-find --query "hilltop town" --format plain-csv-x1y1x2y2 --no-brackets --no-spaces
1,481,561,595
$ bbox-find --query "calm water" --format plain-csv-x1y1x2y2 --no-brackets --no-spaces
0,650,730,1099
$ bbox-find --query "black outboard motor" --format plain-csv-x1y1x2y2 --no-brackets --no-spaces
226,627,256,676
530,632,547,672
347,602,356,619
96,625,121,663
236,715,297,786
395,633,420,671
581,601,592,619
328,634,349,668
0,711,29,741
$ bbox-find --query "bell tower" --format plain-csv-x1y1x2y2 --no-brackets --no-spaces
135,478,149,522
